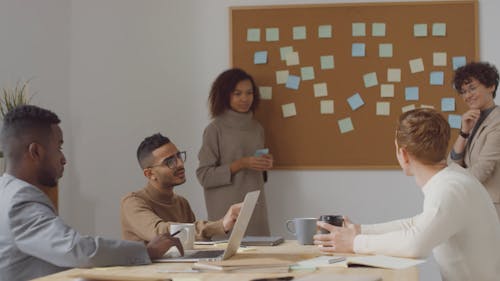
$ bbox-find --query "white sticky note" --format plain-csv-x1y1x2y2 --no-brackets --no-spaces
433,52,447,66
293,26,306,40
376,102,390,116
282,103,297,118
409,58,424,73
402,104,416,113
276,70,289,84
314,83,328,97
381,84,395,98
280,46,293,61
414,24,428,37
387,68,401,82
338,117,354,134
352,22,366,37
318,25,332,38
286,51,300,66
372,23,386,37
432,23,446,36
266,28,279,41
247,28,260,42
379,43,393,58
421,104,435,109
301,66,315,81
320,55,335,70
320,100,334,114
363,72,378,88
259,86,272,100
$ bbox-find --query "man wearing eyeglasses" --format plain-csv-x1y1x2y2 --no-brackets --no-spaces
120,133,242,243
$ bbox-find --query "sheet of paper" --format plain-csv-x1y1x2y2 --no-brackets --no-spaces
448,114,461,129
387,68,401,82
405,87,419,101
276,70,289,84
266,27,279,41
301,66,315,81
286,75,301,90
380,84,394,98
352,43,365,57
430,71,444,85
318,25,332,38
432,23,446,36
421,104,435,109
338,117,354,134
409,58,424,73
320,100,334,114
314,83,328,97
348,93,365,110
453,56,466,70
259,86,272,100
402,104,416,113
282,103,297,118
286,51,300,66
352,22,366,36
297,256,345,267
346,255,425,270
364,72,378,88
320,55,335,70
376,102,390,116
379,43,392,58
280,46,293,61
253,51,267,64
433,52,447,66
293,26,306,40
413,23,427,37
247,28,260,42
372,23,386,37
441,97,455,112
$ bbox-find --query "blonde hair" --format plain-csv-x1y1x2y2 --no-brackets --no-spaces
396,108,450,165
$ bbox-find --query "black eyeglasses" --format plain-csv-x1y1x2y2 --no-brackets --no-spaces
149,151,187,169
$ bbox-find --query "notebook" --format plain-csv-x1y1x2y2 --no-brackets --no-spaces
154,190,260,262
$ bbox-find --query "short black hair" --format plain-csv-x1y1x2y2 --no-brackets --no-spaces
1,105,60,162
453,61,499,98
136,133,171,169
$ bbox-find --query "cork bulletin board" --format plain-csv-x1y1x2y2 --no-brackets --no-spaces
230,1,478,169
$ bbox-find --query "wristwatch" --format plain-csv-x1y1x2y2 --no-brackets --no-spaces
459,130,470,139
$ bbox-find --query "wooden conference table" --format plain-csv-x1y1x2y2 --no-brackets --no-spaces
32,241,418,281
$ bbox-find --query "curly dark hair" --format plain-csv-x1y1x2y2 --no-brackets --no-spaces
208,68,260,118
453,62,499,98
136,133,171,169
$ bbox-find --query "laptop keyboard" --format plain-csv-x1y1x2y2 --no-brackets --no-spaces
188,250,225,259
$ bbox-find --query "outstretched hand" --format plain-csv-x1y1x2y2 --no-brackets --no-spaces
146,233,184,259
222,202,242,232
313,216,360,253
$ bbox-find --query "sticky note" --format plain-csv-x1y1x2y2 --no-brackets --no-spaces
381,84,395,98
448,114,461,129
280,46,293,61
259,86,272,100
352,43,365,57
376,102,390,116
379,43,393,58
338,117,354,133
286,75,301,90
314,83,328,97
387,68,401,82
293,26,306,40
363,72,378,88
453,56,467,70
441,98,455,112
430,71,444,85
320,55,335,70
405,87,419,101
352,22,366,37
414,24,427,37
286,51,300,66
402,104,416,113
276,70,289,84
409,58,424,73
266,28,279,41
372,23,386,37
433,52,447,66
301,66,315,81
421,104,435,109
247,28,260,42
318,25,332,38
253,51,267,64
282,103,297,118
320,100,334,114
348,93,365,111
432,23,446,36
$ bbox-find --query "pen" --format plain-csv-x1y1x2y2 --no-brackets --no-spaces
170,230,181,237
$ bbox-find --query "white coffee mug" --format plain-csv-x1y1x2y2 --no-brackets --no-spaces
170,223,195,250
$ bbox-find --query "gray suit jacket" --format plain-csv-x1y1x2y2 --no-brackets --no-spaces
0,174,151,281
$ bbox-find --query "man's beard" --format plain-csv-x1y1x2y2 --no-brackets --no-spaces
37,165,59,188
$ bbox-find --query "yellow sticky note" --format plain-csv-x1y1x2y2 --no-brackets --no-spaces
409,58,424,73
282,103,297,118
387,68,401,82
320,100,334,114
286,51,300,66
314,83,328,97
259,86,272,100
363,72,378,88
247,28,260,42
352,22,366,37
433,52,447,66
376,102,390,116
266,27,279,41
276,70,289,84
372,23,386,37
402,104,416,113
338,117,354,134
381,84,394,98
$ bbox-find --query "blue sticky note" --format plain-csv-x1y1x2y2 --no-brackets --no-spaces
405,87,419,101
441,98,455,112
255,148,269,157
448,114,462,129
286,75,301,90
430,71,444,85
352,43,365,57
347,93,365,111
254,51,267,64
453,56,466,70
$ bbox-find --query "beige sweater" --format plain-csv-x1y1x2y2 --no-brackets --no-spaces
120,184,225,242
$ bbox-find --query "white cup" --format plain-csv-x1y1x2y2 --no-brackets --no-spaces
170,223,195,250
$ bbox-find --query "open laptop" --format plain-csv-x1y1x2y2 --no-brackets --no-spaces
154,190,260,262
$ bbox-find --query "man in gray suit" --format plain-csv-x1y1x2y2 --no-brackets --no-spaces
0,105,183,281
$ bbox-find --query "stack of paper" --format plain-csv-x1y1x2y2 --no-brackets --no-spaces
192,258,292,273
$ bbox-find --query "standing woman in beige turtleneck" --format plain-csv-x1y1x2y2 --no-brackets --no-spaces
197,68,272,236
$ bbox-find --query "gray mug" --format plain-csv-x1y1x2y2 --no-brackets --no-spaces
285,218,318,245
